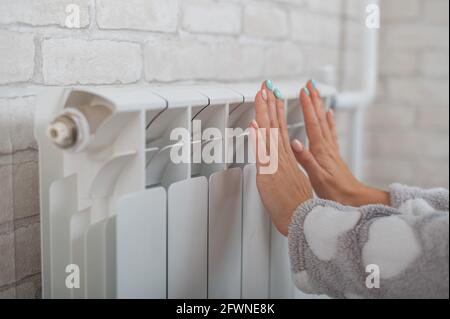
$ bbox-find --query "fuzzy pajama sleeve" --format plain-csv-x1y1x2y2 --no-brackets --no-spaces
288,183,449,299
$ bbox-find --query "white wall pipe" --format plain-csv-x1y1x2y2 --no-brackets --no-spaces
335,0,380,180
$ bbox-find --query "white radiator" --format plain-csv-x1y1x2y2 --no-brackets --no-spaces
35,81,336,299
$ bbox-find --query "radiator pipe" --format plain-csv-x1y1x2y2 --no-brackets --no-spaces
335,0,380,180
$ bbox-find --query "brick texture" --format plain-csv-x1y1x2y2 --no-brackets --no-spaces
96,0,178,32
0,31,34,84
42,39,142,85
364,0,449,189
0,0,90,28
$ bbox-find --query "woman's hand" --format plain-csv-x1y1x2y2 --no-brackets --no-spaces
251,81,313,236
291,80,390,207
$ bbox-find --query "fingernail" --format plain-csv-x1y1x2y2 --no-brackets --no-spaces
250,120,259,129
329,108,334,117
311,79,317,89
292,139,303,153
303,87,310,96
274,88,282,99
261,89,268,101
265,80,274,91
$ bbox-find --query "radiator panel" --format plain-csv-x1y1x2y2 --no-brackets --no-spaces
242,164,271,299
167,177,208,299
116,188,166,299
208,168,243,299
49,175,78,299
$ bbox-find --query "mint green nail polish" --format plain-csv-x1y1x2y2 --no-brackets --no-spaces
311,79,317,89
304,87,310,96
274,88,282,99
265,80,274,91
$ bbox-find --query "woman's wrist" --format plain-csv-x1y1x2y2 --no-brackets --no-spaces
350,185,391,207
281,189,313,236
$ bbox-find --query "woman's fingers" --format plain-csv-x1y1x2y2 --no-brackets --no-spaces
326,109,339,150
261,81,279,129
300,87,324,149
249,119,265,173
256,81,281,152
307,80,333,145
291,139,324,176
255,86,272,152
255,89,270,130
274,93,293,154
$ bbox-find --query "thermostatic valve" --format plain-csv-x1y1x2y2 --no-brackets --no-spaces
47,115,78,149
46,107,91,152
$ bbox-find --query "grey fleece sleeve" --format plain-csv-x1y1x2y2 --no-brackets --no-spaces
288,184,449,299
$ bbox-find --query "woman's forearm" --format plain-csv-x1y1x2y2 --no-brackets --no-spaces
344,185,391,207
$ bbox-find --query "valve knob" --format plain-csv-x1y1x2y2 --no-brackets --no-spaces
46,115,78,149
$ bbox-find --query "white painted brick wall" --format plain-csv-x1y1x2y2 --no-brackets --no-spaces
417,106,449,131
385,78,449,107
243,2,289,39
0,0,90,28
96,0,178,32
422,0,450,25
420,52,450,78
144,39,267,81
366,104,416,130
365,0,449,189
381,0,420,20
379,51,418,77
42,39,142,85
0,31,35,84
305,0,343,15
383,24,449,50
291,11,341,46
264,43,305,77
182,0,242,35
